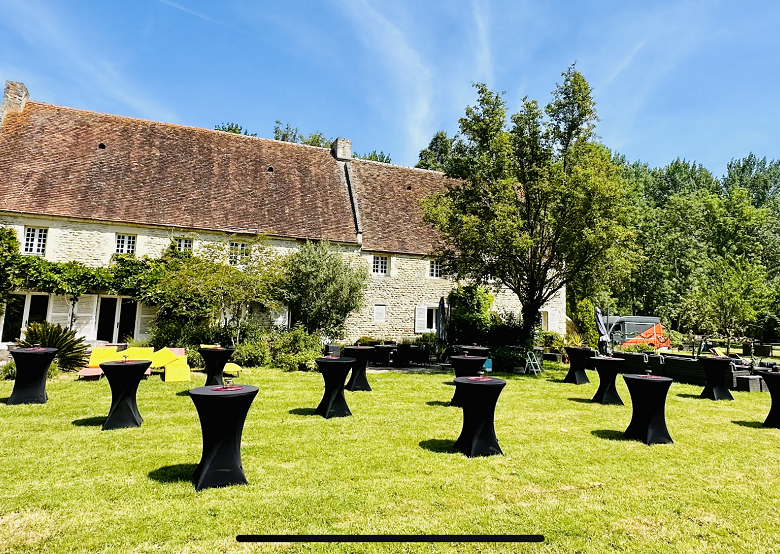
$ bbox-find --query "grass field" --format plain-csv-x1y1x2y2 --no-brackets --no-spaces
1,363,780,553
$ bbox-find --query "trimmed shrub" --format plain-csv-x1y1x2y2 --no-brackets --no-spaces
232,340,271,368
536,330,564,351
268,325,322,371
491,346,525,372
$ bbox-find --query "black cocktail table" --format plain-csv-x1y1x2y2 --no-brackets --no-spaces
591,356,625,405
342,346,374,391
199,347,236,386
461,346,490,357
453,376,506,457
756,370,780,428
623,374,673,445
564,346,594,384
371,345,395,366
315,357,355,418
99,360,153,430
189,385,259,491
449,355,488,407
8,347,58,405
697,356,734,400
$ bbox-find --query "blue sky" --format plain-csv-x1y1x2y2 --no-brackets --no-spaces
1,0,778,174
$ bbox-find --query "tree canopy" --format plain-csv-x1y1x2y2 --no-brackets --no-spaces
214,122,257,136
422,67,632,349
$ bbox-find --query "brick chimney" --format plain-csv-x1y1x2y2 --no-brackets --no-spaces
330,137,352,161
0,81,29,127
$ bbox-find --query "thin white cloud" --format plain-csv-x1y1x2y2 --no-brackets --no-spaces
471,0,493,84
602,38,646,87
157,0,223,27
332,0,434,163
2,0,176,122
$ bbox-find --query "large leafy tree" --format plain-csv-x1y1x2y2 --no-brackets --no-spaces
277,240,368,338
422,67,632,349
683,255,771,353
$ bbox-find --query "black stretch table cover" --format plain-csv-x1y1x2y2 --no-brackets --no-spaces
623,374,673,445
199,347,236,386
757,370,780,428
453,377,506,457
591,356,625,405
189,385,259,491
99,360,152,430
461,346,490,357
315,357,355,418
564,346,594,384
449,356,488,407
697,356,734,400
342,346,374,391
371,345,395,366
8,347,58,405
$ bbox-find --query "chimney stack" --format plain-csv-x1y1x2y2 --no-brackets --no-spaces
330,137,352,161
0,81,29,127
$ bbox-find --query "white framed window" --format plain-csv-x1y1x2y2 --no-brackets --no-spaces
429,260,443,278
372,255,389,275
229,241,249,265
414,305,440,333
115,234,136,254
374,305,386,322
175,237,193,252
23,227,47,256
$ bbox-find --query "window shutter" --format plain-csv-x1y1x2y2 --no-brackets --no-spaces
548,310,559,332
414,306,427,333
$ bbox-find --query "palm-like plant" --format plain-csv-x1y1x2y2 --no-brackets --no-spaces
17,321,88,372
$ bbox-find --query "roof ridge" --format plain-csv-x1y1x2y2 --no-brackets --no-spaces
23,101,334,152
349,156,446,175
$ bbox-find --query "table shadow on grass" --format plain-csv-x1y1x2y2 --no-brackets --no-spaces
568,397,594,404
426,400,453,407
175,390,194,397
677,393,704,399
419,439,458,454
0,397,9,404
289,408,318,416
148,463,198,483
733,420,765,429
72,416,107,427
591,429,630,441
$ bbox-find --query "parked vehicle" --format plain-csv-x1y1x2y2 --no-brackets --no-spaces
605,316,670,349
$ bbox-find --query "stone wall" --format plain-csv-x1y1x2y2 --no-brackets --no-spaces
0,213,568,345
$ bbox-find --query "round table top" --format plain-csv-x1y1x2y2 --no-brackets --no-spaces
10,347,58,355
454,376,505,386
344,345,375,350
315,356,356,365
624,373,672,382
199,347,235,353
374,344,396,349
189,385,259,397
100,359,152,368
451,355,488,362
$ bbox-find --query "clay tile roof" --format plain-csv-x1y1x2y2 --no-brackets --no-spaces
0,101,358,243
348,159,457,255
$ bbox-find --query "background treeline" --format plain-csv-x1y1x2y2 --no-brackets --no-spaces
572,153,780,344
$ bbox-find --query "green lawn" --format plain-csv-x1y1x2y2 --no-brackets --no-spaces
1,364,780,553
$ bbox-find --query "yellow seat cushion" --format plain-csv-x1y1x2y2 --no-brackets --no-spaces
224,362,242,375
87,346,118,368
200,344,219,349
147,348,180,369
164,362,190,383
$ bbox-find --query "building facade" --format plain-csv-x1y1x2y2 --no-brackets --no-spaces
0,81,566,347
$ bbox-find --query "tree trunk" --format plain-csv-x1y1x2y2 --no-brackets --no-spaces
519,303,543,353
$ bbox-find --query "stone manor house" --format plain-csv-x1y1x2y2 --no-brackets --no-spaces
0,81,566,347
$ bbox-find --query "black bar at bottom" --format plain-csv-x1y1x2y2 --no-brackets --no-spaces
237,535,544,543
